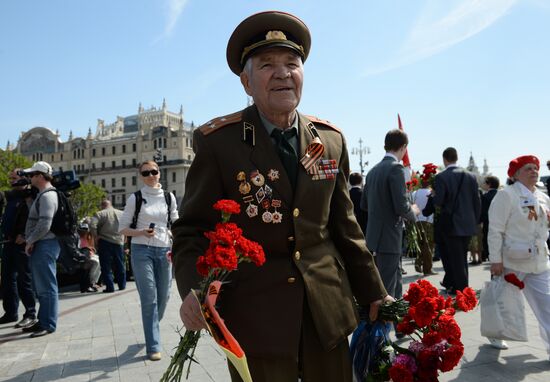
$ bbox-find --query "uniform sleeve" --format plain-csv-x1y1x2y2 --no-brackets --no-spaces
327,134,387,304
488,190,510,264
118,194,136,232
171,130,225,299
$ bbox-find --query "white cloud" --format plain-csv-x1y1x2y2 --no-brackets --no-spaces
153,0,189,43
363,0,519,77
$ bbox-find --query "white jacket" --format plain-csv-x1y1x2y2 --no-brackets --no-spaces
119,185,179,248
488,182,550,274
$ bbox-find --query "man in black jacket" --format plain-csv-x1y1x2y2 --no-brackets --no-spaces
433,148,480,294
0,169,37,328
480,175,499,262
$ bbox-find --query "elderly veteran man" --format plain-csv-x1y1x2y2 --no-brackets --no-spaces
172,11,389,382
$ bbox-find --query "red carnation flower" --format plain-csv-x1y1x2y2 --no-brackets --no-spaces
437,314,461,341
213,199,241,215
454,287,478,312
396,316,416,335
504,273,525,289
422,330,443,347
409,297,439,328
388,363,414,382
440,343,464,372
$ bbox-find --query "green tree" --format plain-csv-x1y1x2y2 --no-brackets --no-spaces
0,149,32,190
70,182,107,221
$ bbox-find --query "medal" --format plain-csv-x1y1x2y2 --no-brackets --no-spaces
264,184,273,199
267,169,280,182
239,182,251,195
250,170,265,187
236,171,246,182
262,211,273,223
255,187,266,204
246,204,259,218
271,199,283,223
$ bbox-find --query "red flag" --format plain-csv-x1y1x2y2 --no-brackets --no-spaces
397,114,411,168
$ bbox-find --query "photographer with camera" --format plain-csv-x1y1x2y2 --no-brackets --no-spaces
0,169,37,328
22,161,61,337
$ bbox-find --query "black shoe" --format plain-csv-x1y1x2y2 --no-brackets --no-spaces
30,329,54,338
401,269,407,275
103,289,115,293
439,281,450,289
433,257,441,262
424,271,439,276
0,315,18,324
22,322,42,332
414,264,422,273
15,317,38,329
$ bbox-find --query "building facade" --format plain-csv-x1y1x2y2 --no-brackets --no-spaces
12,101,195,208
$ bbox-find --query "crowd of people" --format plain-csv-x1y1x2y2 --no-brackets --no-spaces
0,9,549,382
0,160,176,362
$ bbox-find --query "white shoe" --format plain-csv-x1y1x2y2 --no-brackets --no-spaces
488,338,509,349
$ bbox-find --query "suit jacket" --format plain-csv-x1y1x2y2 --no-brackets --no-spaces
433,166,481,237
171,105,386,358
361,156,415,254
480,188,497,224
349,186,367,235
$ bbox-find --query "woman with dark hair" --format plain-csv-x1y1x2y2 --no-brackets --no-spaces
119,161,178,361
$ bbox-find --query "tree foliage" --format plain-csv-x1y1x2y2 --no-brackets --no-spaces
70,182,107,221
0,150,33,190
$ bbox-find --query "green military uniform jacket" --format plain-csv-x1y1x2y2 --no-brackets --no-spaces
172,105,386,359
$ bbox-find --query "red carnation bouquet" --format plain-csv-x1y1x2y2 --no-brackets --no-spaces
161,200,265,382
504,273,525,289
420,163,438,188
351,280,478,382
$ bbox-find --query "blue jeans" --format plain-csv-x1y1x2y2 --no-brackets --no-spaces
29,238,60,332
131,244,172,353
98,239,126,291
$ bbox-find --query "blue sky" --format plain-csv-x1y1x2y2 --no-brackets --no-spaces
1,0,549,182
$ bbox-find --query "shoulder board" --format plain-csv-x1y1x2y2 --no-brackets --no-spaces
199,111,243,136
305,115,341,133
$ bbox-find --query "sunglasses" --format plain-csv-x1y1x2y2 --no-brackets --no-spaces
141,169,159,177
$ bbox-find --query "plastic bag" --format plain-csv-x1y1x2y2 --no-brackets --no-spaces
350,320,392,382
480,276,528,341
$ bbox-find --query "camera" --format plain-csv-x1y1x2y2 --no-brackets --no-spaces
51,169,81,194
148,223,156,232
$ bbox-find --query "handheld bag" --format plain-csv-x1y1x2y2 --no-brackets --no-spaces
480,276,527,341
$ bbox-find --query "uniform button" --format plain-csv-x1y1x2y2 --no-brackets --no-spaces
287,277,296,284
294,251,301,260
293,208,300,218
287,236,295,242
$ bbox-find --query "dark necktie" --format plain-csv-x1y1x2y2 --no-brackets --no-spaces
271,128,298,190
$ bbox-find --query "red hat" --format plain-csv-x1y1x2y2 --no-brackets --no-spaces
507,155,540,178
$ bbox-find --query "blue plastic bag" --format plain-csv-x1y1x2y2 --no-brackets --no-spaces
349,320,392,382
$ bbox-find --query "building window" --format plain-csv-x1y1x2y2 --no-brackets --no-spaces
122,177,126,186
121,194,126,205
122,145,126,153
132,158,136,167
51,155,54,161
163,138,167,148
60,153,63,161
112,178,116,187
154,140,157,149
101,162,105,169
172,172,176,183
111,161,115,168
122,159,126,167
132,143,136,152
102,147,106,156
92,163,96,170
112,146,116,155
111,194,116,204
92,148,96,157
92,180,96,185
132,176,137,186
101,179,106,188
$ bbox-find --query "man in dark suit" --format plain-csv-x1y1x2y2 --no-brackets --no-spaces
172,11,388,382
433,147,481,294
480,175,499,262
349,172,367,235
361,130,419,300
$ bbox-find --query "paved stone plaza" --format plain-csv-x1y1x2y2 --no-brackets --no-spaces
1,258,549,382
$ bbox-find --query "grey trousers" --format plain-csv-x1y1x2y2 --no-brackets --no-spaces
375,252,403,299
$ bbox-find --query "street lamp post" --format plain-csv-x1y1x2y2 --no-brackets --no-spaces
351,138,371,177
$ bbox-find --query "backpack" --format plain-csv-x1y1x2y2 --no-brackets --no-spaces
128,189,173,234
36,189,77,236
35,189,81,274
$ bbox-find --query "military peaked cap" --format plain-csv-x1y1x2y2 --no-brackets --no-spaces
226,10,311,75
